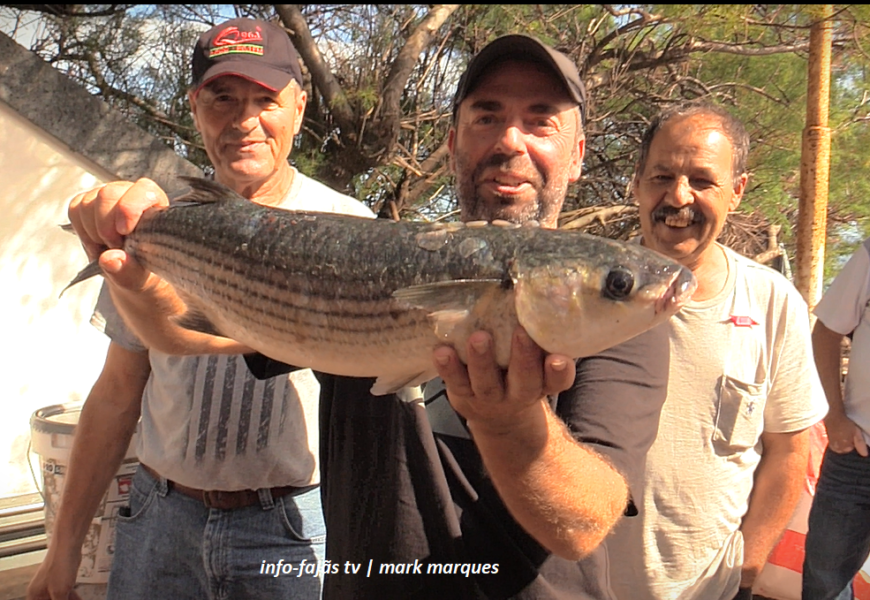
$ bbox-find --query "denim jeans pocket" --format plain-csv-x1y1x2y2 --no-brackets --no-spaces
118,468,159,522
712,375,764,453
277,491,325,544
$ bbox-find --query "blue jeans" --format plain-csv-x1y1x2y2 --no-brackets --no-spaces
107,465,326,600
803,448,870,600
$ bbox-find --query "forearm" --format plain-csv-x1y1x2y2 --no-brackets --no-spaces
738,429,809,587
811,321,865,452
109,275,249,356
812,322,845,415
51,396,139,551
468,400,627,560
49,346,148,555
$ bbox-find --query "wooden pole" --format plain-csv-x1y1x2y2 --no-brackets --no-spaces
795,4,833,311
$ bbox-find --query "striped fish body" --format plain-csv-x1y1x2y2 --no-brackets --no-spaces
74,178,696,395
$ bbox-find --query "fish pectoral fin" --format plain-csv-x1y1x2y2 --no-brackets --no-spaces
370,370,436,396
392,280,503,311
172,307,225,338
428,309,471,339
393,279,505,339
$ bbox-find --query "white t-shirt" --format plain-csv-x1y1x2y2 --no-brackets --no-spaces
605,244,828,600
813,238,870,444
93,169,374,490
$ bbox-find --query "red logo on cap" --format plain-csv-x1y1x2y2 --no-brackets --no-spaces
213,25,263,46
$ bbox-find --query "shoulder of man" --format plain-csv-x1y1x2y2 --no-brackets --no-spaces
825,240,870,294
814,239,870,335
724,244,806,304
724,244,791,284
292,170,375,218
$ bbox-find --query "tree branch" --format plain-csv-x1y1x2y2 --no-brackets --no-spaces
560,205,637,231
404,139,451,202
376,4,459,123
275,4,356,137
80,44,194,141
3,4,132,17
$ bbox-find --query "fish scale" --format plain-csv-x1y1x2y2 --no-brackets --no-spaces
65,177,697,395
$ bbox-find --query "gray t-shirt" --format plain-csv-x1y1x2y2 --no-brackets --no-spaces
606,244,828,600
92,169,373,490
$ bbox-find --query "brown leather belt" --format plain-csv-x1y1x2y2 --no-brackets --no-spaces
140,463,309,510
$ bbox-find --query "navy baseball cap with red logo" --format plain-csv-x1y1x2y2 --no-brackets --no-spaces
191,18,303,94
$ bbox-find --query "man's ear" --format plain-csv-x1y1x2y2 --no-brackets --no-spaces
188,90,201,133
730,172,748,211
293,88,308,137
568,137,585,182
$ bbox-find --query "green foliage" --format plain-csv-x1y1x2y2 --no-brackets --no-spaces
3,3,870,277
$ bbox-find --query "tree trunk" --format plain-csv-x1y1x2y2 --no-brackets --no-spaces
795,4,833,312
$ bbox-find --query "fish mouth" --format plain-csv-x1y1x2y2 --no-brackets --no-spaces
655,267,697,314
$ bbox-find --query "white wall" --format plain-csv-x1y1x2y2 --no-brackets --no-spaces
0,100,114,497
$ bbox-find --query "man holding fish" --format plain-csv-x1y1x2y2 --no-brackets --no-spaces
52,33,684,599
29,17,372,600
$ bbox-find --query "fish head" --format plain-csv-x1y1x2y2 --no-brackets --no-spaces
513,236,696,357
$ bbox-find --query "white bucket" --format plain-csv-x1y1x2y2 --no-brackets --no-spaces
30,401,139,585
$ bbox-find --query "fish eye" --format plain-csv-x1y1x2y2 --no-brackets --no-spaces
604,267,635,300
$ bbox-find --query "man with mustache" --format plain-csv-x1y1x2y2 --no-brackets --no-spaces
601,102,828,599
28,18,372,600
57,35,673,599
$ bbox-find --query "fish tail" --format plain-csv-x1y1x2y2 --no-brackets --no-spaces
59,260,102,298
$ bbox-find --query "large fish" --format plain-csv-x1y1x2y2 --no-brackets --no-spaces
65,177,696,395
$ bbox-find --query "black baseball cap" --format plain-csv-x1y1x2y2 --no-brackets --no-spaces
452,35,587,125
191,18,303,94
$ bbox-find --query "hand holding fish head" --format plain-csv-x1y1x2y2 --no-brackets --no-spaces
434,327,575,435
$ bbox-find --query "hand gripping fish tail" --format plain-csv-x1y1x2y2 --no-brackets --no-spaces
62,177,697,395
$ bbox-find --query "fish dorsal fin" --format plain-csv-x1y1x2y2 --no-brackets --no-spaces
172,305,225,338
170,177,246,206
